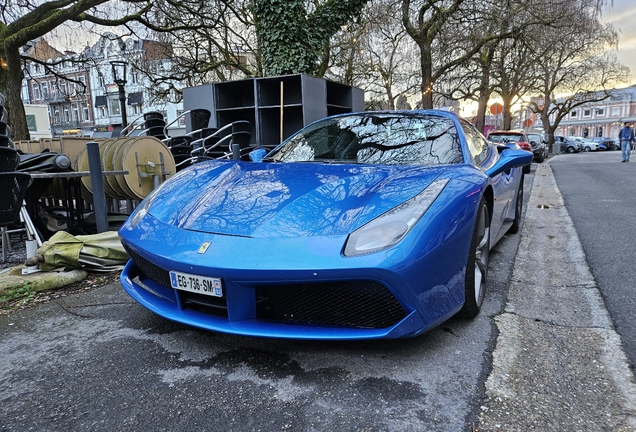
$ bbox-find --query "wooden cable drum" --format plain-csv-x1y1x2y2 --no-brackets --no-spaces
79,181,94,205
98,138,119,198
103,137,133,199
72,147,95,204
112,138,138,199
59,137,104,165
114,136,176,200
75,138,120,199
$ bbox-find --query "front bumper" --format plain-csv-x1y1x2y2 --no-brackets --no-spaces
118,211,471,340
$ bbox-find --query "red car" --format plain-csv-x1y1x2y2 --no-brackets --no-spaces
487,130,533,173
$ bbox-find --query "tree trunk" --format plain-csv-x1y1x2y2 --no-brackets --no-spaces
502,97,513,130
475,100,487,134
419,44,433,109
542,110,557,153
5,45,29,141
474,46,495,134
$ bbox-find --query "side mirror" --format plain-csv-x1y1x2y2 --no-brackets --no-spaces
486,148,533,177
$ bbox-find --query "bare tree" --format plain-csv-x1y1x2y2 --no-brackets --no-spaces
325,0,420,109
128,1,259,105
401,0,522,110
525,1,630,151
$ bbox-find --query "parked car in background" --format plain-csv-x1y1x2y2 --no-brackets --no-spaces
590,137,618,150
526,132,548,162
571,137,599,152
554,136,582,153
487,130,533,173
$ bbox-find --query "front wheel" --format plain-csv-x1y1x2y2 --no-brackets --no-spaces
585,146,591,152
458,197,491,318
566,146,575,153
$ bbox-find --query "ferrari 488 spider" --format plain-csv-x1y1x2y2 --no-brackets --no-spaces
119,110,532,340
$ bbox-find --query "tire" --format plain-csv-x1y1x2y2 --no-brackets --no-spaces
508,174,524,234
566,146,575,153
536,152,544,163
523,164,531,174
458,197,491,318
585,146,591,152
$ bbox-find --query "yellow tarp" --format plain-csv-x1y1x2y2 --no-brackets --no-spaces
36,231,129,272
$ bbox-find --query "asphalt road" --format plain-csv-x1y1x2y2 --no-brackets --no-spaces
550,149,636,370
0,170,532,431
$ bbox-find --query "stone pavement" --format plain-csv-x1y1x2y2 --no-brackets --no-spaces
479,163,636,430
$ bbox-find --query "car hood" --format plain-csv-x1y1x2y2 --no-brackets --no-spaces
146,160,448,237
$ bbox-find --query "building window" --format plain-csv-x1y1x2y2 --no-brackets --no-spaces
82,103,90,122
54,108,60,123
131,69,139,84
596,108,604,116
41,82,49,99
612,107,620,116
99,106,107,118
32,84,41,100
570,110,577,117
109,98,121,116
72,105,79,122
63,108,70,122
583,109,591,117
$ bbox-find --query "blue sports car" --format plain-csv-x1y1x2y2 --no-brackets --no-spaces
119,110,532,340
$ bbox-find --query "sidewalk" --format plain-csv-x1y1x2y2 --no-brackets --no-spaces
479,163,636,430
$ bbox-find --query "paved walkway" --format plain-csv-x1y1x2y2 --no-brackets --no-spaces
479,163,636,430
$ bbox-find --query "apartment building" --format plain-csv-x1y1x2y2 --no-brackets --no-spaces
553,86,636,139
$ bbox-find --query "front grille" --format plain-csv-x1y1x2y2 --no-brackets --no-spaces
126,246,228,316
255,281,407,329
125,246,406,328
125,247,171,289
179,292,228,317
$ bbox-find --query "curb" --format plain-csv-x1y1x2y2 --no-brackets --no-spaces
479,163,636,430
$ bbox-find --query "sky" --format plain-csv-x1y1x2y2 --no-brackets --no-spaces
603,0,636,85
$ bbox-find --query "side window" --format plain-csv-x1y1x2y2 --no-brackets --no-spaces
461,121,489,165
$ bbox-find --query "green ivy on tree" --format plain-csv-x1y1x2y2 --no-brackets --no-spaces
252,0,370,76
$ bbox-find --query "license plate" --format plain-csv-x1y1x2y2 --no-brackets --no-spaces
169,271,223,297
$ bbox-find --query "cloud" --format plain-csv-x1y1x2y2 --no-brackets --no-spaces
602,0,636,83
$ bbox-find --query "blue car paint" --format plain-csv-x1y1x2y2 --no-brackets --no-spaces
120,177,477,339
119,110,532,340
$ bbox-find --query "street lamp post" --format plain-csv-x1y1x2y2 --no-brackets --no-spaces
110,60,128,128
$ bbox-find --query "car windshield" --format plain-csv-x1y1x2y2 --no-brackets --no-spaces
269,113,464,166
488,134,524,143
527,134,541,141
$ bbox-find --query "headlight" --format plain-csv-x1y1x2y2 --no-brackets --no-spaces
343,178,449,257
129,183,164,228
